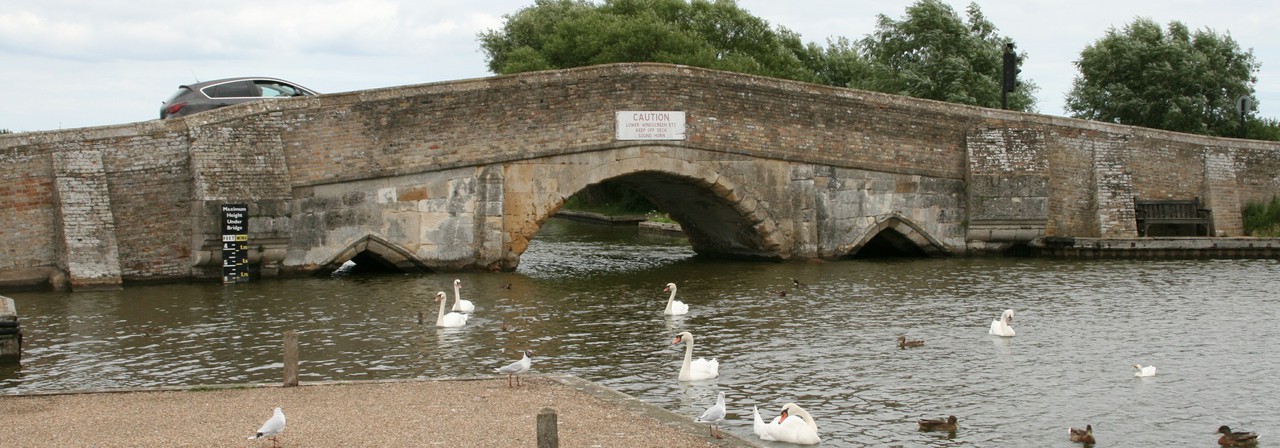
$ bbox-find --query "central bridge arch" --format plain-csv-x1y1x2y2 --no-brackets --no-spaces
510,147,788,263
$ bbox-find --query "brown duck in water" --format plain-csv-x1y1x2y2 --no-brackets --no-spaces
918,415,957,432
1068,424,1096,445
897,335,924,348
1217,425,1259,446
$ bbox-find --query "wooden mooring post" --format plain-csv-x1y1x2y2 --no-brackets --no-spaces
537,407,559,448
0,296,20,363
283,331,299,387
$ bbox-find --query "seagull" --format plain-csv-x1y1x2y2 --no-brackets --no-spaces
694,391,727,439
248,407,286,447
496,350,534,387
1132,364,1157,377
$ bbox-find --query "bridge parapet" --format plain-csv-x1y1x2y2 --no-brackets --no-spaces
1,63,1278,289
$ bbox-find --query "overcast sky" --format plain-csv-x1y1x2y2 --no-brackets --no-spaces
2,0,1277,133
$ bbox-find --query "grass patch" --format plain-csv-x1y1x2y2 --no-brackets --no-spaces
1243,195,1280,237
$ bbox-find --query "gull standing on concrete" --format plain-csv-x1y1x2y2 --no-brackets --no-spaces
695,391,727,439
248,407,286,447
497,350,534,387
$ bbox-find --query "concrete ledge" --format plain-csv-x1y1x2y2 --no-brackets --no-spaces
554,210,648,225
1031,237,1280,258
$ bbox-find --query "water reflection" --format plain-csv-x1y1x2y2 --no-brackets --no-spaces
3,218,1278,446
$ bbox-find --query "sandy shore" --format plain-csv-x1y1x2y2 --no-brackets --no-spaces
0,375,757,447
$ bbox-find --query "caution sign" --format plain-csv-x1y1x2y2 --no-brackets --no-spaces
221,204,249,284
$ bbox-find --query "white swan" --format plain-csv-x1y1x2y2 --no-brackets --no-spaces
989,309,1016,337
753,403,821,445
1132,364,1157,377
434,291,468,327
663,282,689,315
672,331,718,381
451,279,475,312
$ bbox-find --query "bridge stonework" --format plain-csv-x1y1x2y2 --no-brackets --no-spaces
1,64,1277,290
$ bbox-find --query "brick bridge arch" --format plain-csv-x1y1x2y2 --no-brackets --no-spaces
510,146,789,263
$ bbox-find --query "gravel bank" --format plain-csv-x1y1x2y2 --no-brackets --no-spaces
0,375,758,447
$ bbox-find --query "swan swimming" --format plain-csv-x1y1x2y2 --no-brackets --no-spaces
663,282,689,315
434,291,468,328
451,279,475,312
989,309,1016,337
672,331,718,381
1132,364,1157,377
753,403,821,445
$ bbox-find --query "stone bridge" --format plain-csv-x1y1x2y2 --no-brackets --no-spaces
2,63,1278,290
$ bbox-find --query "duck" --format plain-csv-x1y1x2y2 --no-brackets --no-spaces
989,309,1016,337
434,291,468,328
898,335,924,348
1132,364,1157,377
753,403,821,445
694,391,727,439
918,415,958,432
451,279,475,312
1068,424,1096,445
1216,425,1259,447
672,331,718,381
662,282,689,315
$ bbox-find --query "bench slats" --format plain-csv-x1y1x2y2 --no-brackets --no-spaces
1134,198,1213,236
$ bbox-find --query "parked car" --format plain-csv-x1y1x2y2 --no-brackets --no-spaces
160,77,318,119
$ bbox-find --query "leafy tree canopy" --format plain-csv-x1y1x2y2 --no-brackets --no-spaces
1065,18,1261,137
852,0,1036,111
480,0,1037,111
479,0,815,82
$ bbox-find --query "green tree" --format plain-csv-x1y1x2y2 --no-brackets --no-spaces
1065,18,1261,137
478,0,814,82
850,0,1037,111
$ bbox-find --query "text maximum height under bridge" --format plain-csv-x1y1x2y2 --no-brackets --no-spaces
1,63,1277,290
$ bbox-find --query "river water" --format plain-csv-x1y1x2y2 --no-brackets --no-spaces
3,218,1278,447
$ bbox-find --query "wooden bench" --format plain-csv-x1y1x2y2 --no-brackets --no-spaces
1134,198,1213,236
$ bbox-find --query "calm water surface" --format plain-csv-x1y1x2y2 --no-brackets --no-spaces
3,218,1278,447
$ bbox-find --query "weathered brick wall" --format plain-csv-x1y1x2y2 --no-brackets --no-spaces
271,65,978,190
0,143,58,286
1,63,1278,288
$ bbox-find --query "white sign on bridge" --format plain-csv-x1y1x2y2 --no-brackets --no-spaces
615,111,686,141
